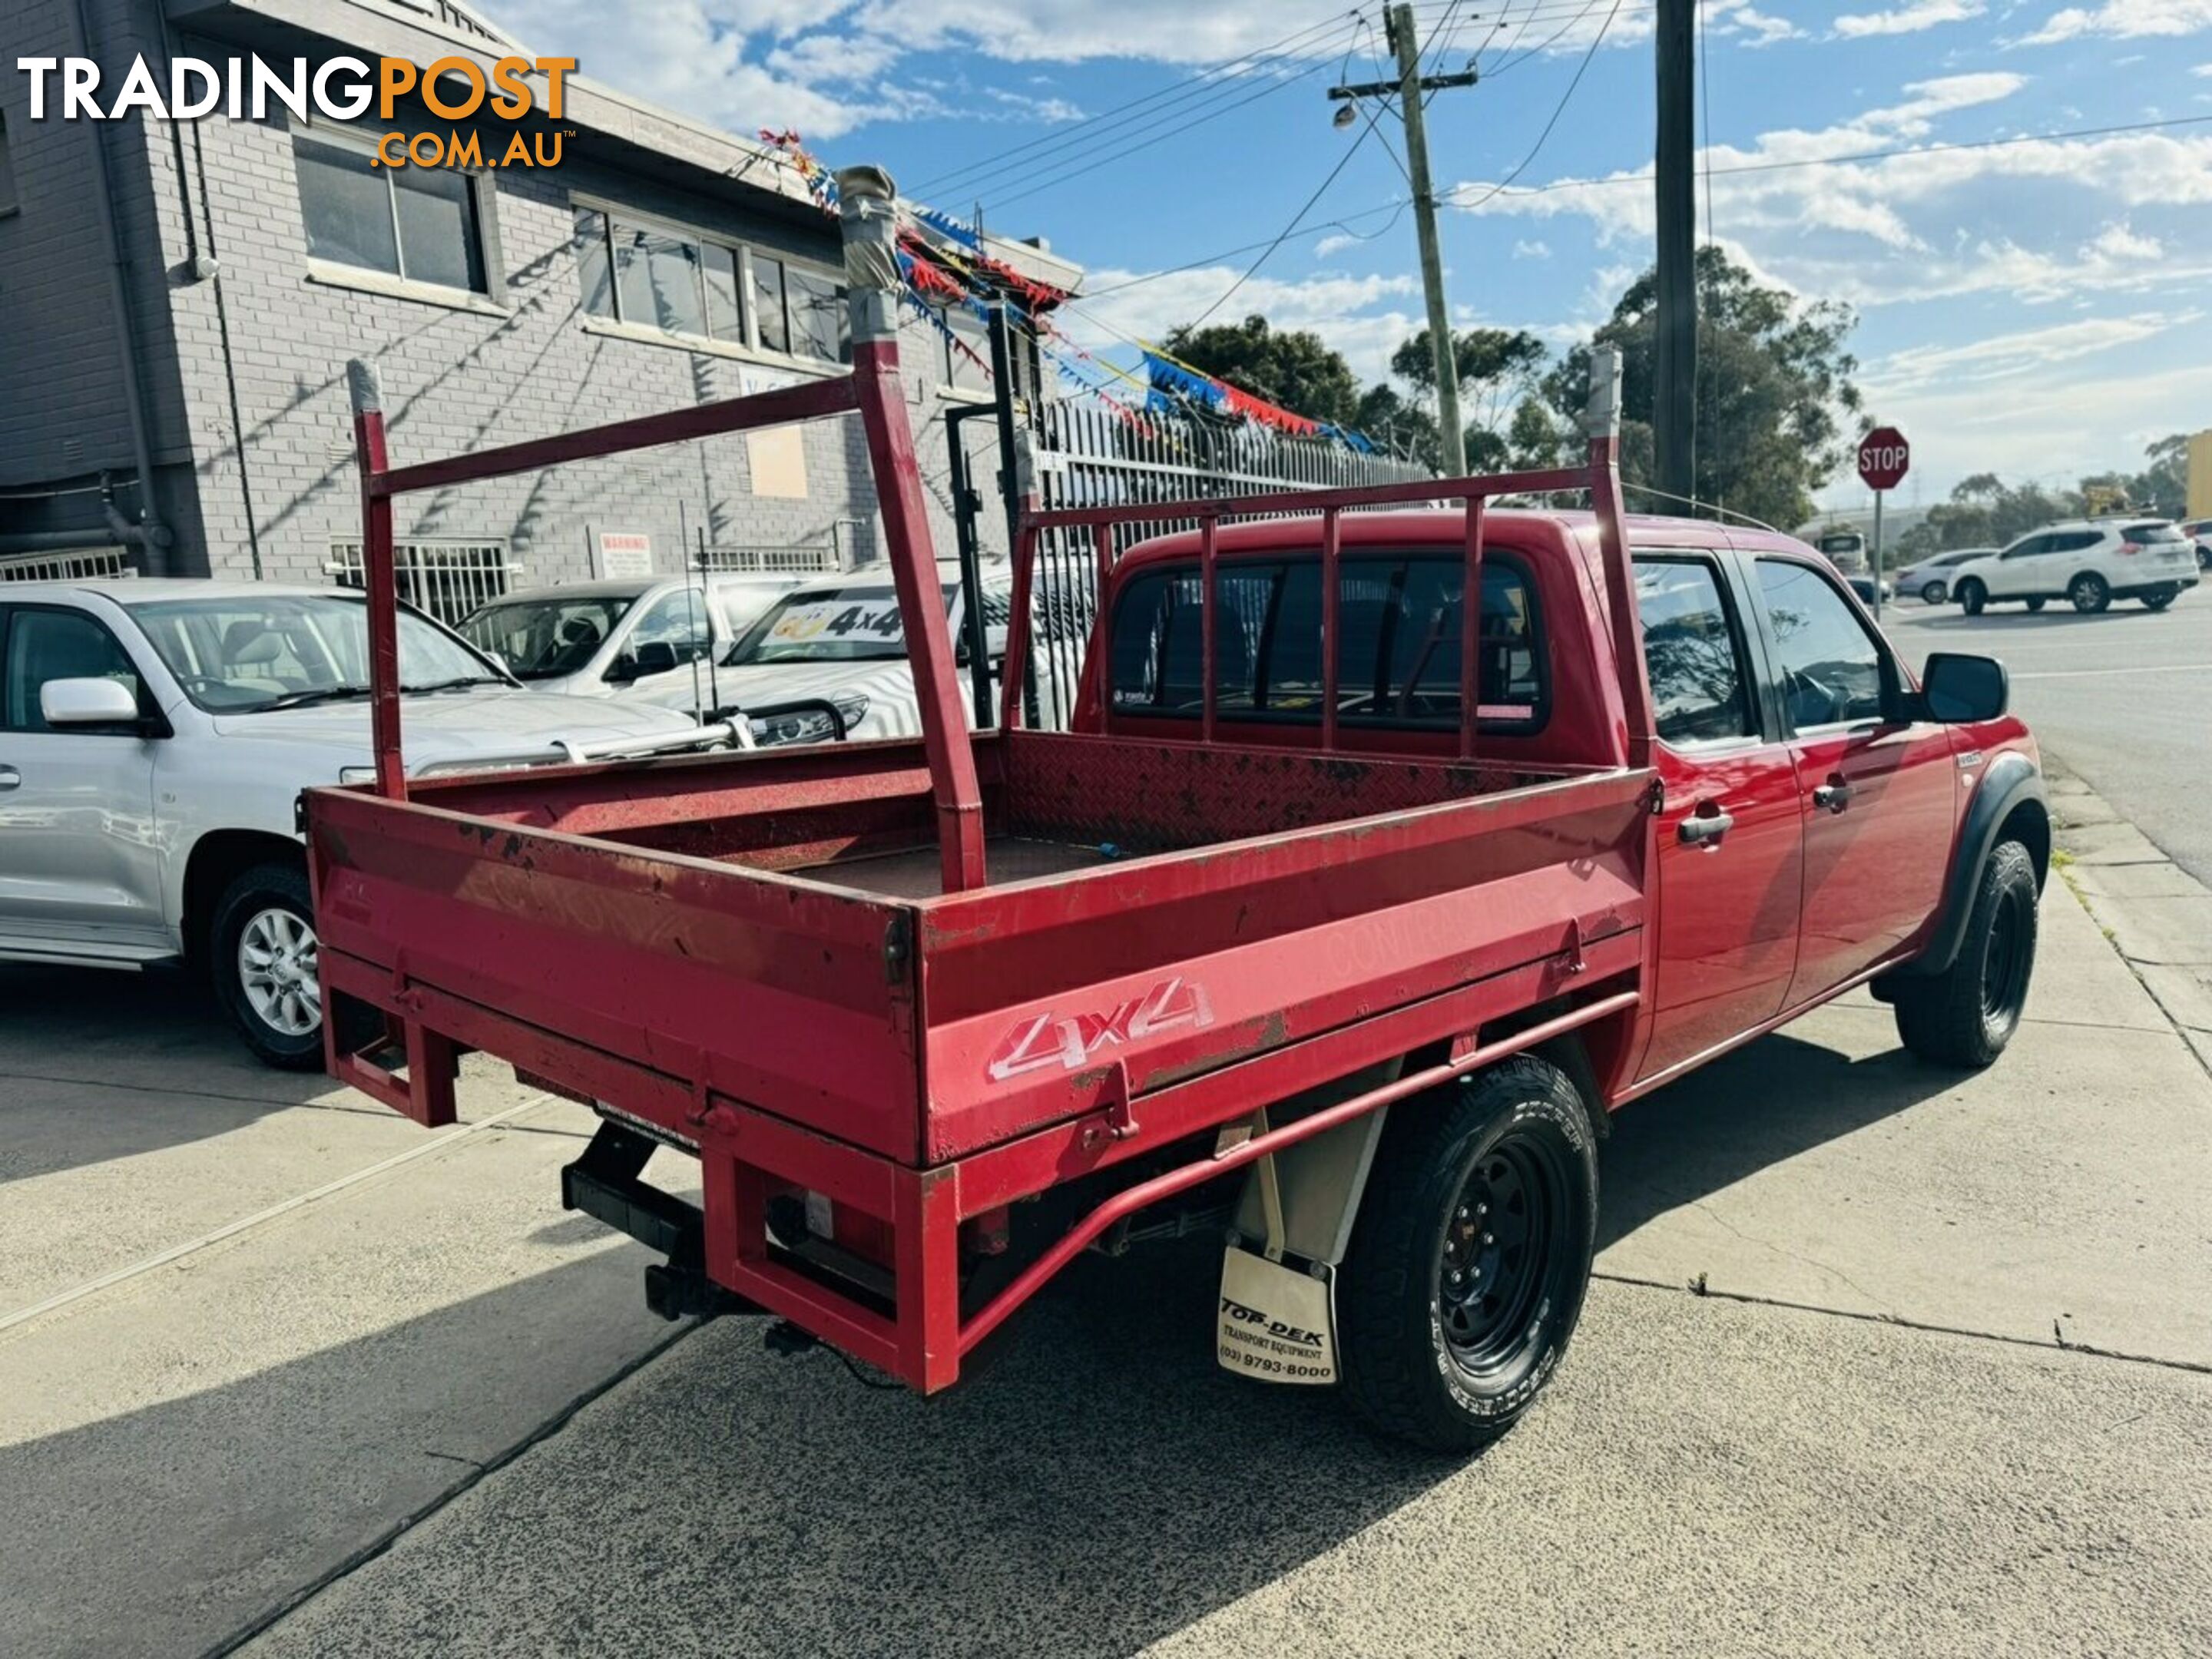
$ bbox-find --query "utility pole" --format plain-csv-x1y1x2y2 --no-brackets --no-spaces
1653,0,1697,507
1330,3,1477,476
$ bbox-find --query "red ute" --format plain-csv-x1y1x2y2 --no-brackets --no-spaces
305,165,2047,1451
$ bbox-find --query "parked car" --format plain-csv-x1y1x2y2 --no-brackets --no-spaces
0,581,703,1065
1894,548,1994,604
627,560,1071,739
1846,575,1892,606
458,572,806,704
1950,519,2200,614
2181,518,2212,571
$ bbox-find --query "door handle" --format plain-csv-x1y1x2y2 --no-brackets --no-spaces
1677,807,1735,846
0,766,18,792
1813,777,1855,813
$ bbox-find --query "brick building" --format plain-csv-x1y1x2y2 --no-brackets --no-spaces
0,0,1081,612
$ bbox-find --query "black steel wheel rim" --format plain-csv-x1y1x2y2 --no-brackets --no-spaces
1437,1133,1565,1376
1982,884,2031,1025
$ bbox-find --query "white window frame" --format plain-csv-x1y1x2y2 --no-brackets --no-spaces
293,119,506,313
571,190,847,374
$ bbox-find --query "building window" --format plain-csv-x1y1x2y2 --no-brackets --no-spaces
0,112,18,216
326,538,517,628
576,202,846,365
293,131,487,293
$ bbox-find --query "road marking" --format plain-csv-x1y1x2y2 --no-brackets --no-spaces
2012,662,2212,680
0,1093,551,1336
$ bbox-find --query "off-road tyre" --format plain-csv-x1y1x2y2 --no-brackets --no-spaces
1894,840,2038,1069
2068,572,2111,614
210,860,377,1069
1338,1055,1598,1454
1957,579,1987,615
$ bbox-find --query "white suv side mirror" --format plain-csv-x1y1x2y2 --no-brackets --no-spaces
41,677,143,727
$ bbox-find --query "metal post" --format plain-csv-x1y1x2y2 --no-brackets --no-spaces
1654,0,1697,506
1320,506,1341,751
1199,513,1219,745
838,165,988,891
1459,498,1485,760
1389,2,1466,478
945,406,994,728
1871,491,1886,621
347,359,406,800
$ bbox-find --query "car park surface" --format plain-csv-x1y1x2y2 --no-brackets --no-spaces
4,848,2206,1659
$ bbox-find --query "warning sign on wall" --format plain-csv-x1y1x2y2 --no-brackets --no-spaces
598,531,652,578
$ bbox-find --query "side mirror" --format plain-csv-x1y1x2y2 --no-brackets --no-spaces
631,640,680,677
1922,652,2008,722
41,677,144,728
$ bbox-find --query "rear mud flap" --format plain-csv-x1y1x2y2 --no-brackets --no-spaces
1217,1246,1338,1385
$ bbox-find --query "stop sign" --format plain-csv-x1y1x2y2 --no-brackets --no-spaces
1858,426,1909,492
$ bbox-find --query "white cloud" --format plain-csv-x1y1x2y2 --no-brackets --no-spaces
2194,59,2212,69
2018,0,2212,44
1833,0,1985,38
1313,233,1359,258
1865,311,2186,393
1512,239,1552,260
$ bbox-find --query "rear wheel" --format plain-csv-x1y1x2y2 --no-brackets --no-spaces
2141,587,2177,611
1894,840,2038,1068
1920,580,1948,604
210,861,376,1069
1957,579,1987,615
2025,597,2047,613
1338,1055,1597,1453
2069,572,2110,614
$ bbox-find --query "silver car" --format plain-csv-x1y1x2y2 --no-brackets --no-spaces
1892,548,1995,605
0,580,701,1066
458,574,806,704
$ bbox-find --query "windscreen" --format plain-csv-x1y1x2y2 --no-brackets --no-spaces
462,594,638,677
727,581,959,665
132,593,495,712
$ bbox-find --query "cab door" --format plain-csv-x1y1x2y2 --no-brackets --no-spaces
0,603,167,953
1988,534,2048,599
1632,552,1805,1084
1747,556,1958,1004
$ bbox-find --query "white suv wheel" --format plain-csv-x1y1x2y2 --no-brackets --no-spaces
237,905,323,1038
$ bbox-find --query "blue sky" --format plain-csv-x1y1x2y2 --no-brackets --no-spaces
489,1,2212,514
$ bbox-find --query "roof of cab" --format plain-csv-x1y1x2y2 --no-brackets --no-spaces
1111,507,1810,575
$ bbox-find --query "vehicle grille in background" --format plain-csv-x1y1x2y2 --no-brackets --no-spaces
327,539,518,627
1018,399,1433,730
0,547,134,583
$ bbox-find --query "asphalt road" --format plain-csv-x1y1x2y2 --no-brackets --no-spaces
1883,588,2212,883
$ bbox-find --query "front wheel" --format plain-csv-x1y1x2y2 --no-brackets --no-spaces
1957,579,1987,615
1894,840,2038,1068
2025,597,2047,613
2069,572,2111,614
210,860,376,1069
1338,1055,1598,1453
1921,581,1948,604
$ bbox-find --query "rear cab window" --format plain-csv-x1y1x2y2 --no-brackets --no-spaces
1108,551,1545,734
1633,557,1757,747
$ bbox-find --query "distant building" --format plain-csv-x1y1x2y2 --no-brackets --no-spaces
0,0,1081,615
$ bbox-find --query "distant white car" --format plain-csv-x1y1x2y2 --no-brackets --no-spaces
1892,548,1995,605
0,581,703,1065
1950,519,2200,614
458,573,806,704
626,561,1072,742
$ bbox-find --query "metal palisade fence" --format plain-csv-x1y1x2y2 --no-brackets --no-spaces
1017,397,1433,727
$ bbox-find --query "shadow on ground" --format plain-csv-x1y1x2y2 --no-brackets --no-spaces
2,962,391,1183
1597,1028,1954,1252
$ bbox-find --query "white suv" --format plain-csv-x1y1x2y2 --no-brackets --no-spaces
1949,519,2200,615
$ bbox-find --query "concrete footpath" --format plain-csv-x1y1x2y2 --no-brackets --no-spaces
2,799,2209,1657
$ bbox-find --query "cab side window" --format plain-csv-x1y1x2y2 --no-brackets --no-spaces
2,608,144,733
1755,559,1886,729
1634,558,1756,746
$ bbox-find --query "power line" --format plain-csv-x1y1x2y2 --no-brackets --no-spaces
1450,0,1626,215
911,12,1363,200
1445,110,2212,201
1083,110,2212,300
977,50,1359,214
1182,115,1385,329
